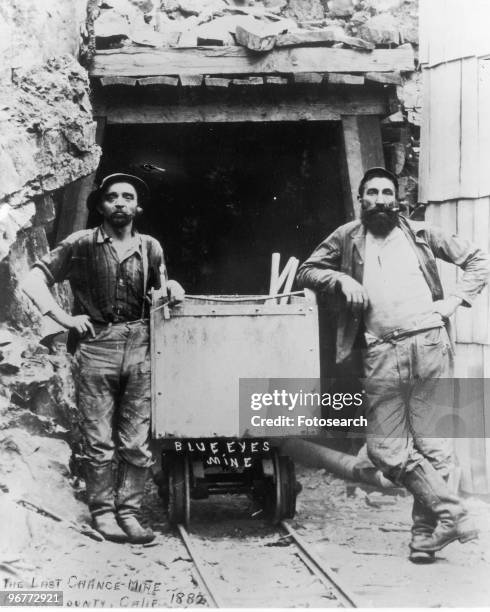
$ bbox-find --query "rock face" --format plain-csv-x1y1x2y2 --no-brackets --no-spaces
0,0,100,322
1,57,99,209
0,1,100,526
0,0,87,73
327,0,355,18
286,0,325,21
359,13,400,44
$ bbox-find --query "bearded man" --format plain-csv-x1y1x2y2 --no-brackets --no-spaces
297,167,489,563
22,173,184,544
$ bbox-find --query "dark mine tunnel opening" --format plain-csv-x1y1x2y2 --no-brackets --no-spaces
95,121,347,295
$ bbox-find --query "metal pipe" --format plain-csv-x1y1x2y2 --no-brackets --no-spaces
280,439,393,489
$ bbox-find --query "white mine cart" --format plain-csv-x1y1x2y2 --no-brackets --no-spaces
150,289,320,526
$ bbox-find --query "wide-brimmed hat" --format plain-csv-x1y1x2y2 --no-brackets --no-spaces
86,173,150,212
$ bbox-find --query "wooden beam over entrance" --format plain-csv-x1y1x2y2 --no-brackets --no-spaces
96,99,386,124
90,46,414,78
93,88,388,124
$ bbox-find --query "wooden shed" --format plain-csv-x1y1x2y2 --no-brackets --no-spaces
420,0,490,493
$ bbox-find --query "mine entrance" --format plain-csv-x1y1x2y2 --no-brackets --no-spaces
96,121,346,295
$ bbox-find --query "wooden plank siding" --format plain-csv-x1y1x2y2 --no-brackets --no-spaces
420,0,490,68
420,57,490,202
425,198,490,346
420,0,490,492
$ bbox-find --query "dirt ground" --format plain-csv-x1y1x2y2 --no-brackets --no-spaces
1,462,490,609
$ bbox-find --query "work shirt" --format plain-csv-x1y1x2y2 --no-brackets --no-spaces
363,227,442,337
297,216,490,365
34,226,164,324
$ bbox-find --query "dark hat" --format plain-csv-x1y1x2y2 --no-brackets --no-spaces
86,173,150,212
358,167,398,197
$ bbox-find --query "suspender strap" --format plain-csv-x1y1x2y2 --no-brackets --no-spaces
141,236,149,319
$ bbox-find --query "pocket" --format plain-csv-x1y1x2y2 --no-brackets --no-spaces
82,325,111,343
421,327,443,346
363,342,396,378
417,327,453,377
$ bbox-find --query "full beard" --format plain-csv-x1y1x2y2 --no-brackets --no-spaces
361,208,399,237
108,212,134,227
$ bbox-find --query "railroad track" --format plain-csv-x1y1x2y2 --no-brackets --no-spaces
175,520,361,608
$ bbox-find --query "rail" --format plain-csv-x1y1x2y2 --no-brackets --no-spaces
175,521,361,608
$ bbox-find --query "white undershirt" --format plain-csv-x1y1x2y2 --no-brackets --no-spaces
363,227,442,337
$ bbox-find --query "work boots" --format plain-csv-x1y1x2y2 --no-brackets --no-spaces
116,462,155,544
402,461,478,553
84,462,128,543
408,499,436,564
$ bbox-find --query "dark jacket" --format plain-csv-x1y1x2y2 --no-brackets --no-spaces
296,216,490,365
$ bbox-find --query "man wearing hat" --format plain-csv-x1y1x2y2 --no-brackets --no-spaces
297,167,489,563
22,173,184,544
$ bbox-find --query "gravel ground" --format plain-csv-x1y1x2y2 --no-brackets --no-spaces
2,465,490,608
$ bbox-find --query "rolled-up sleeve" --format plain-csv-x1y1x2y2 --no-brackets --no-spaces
427,226,490,306
146,236,165,291
33,236,75,286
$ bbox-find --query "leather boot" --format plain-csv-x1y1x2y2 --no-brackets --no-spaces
408,499,436,564
116,462,155,544
402,461,478,553
84,462,128,543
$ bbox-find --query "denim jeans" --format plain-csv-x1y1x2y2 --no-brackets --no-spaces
364,326,455,482
74,320,153,469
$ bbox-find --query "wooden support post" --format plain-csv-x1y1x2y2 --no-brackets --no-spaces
55,118,105,242
340,115,384,220
56,174,96,242
96,116,106,147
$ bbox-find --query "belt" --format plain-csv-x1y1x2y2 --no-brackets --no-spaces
366,323,445,347
92,319,149,331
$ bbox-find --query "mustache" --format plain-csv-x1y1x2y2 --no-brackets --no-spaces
361,207,399,237
110,211,132,218
364,205,400,215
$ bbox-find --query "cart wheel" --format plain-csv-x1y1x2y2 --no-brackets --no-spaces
167,453,190,527
263,451,297,524
282,456,297,519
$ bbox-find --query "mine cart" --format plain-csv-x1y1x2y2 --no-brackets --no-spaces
150,288,320,526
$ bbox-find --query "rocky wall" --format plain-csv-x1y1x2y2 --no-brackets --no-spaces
0,1,100,527
1,0,100,321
